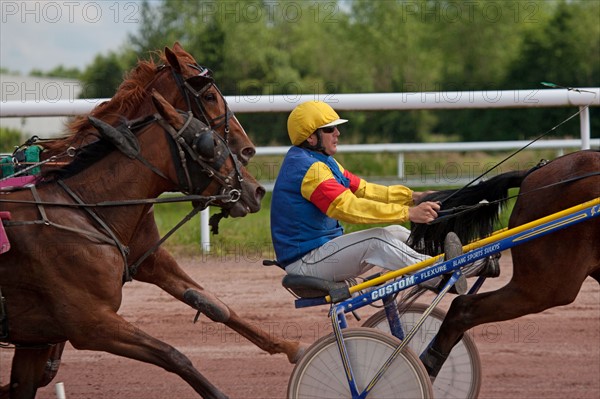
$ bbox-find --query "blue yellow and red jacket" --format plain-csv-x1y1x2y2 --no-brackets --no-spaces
270,146,414,266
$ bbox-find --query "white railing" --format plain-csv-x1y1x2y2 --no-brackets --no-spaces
256,139,600,188
2,88,598,252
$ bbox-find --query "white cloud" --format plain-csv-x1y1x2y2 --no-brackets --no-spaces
0,1,144,74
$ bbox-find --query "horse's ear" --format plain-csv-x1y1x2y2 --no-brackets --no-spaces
164,46,182,73
88,117,140,159
173,42,185,53
151,89,183,129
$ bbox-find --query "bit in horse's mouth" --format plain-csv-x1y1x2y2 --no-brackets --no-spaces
228,202,251,218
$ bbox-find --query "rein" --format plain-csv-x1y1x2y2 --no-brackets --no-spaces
0,189,232,283
440,84,598,206
0,192,239,208
128,204,204,277
430,170,600,225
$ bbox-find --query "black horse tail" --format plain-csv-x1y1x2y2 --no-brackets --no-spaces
408,170,528,256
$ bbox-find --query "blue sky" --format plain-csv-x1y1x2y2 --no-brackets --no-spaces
1,1,144,74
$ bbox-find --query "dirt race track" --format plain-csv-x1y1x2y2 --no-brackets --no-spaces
1,251,599,399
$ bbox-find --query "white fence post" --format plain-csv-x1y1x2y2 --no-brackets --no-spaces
200,208,211,253
580,106,591,150
55,382,66,399
397,152,404,179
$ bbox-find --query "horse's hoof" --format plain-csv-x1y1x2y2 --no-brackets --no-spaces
450,274,468,295
478,253,501,278
0,384,9,399
420,343,449,379
288,342,308,364
183,289,231,323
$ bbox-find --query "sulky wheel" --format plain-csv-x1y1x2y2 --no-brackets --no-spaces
287,327,433,399
362,303,482,398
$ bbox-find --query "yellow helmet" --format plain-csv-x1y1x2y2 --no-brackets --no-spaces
287,101,348,145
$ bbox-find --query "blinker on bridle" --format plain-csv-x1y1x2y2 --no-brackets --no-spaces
152,111,243,199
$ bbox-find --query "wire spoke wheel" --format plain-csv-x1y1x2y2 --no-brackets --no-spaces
362,303,481,398
288,327,433,399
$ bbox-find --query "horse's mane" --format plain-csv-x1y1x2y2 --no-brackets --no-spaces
42,138,116,182
43,102,187,182
41,52,165,156
408,171,527,255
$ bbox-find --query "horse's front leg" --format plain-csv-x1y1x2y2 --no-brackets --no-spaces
68,311,227,399
7,345,54,399
39,341,66,387
133,247,305,363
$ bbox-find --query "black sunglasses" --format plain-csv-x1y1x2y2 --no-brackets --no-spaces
320,126,337,133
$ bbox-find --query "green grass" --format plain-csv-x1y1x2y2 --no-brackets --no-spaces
154,193,274,257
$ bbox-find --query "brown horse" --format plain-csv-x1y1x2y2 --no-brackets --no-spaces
2,44,303,397
411,150,600,382
0,91,267,398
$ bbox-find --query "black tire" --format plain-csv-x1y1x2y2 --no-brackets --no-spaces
362,303,482,398
288,327,433,399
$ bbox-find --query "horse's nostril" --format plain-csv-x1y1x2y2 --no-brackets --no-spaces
256,186,266,201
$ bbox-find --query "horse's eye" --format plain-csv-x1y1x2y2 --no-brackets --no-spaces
204,93,217,102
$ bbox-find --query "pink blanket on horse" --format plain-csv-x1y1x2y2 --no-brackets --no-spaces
0,175,37,254
0,211,10,254
0,175,36,189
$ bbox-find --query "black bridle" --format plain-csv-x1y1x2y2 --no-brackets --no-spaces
167,63,234,144
118,110,245,202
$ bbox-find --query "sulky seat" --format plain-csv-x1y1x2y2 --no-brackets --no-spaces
281,274,351,303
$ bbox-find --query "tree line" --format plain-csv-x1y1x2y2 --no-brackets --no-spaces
23,0,600,145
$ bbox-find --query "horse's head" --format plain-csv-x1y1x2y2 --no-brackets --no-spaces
44,43,256,179
150,91,264,217
151,42,256,166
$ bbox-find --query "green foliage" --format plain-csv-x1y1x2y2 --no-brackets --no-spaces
30,65,81,79
0,127,23,152
69,0,598,145
0,67,21,75
493,0,600,140
78,51,137,99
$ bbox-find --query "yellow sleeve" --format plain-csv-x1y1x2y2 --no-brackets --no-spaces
353,179,414,206
302,160,413,224
334,161,414,205
326,190,411,224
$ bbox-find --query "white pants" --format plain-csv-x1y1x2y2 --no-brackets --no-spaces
285,225,430,282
